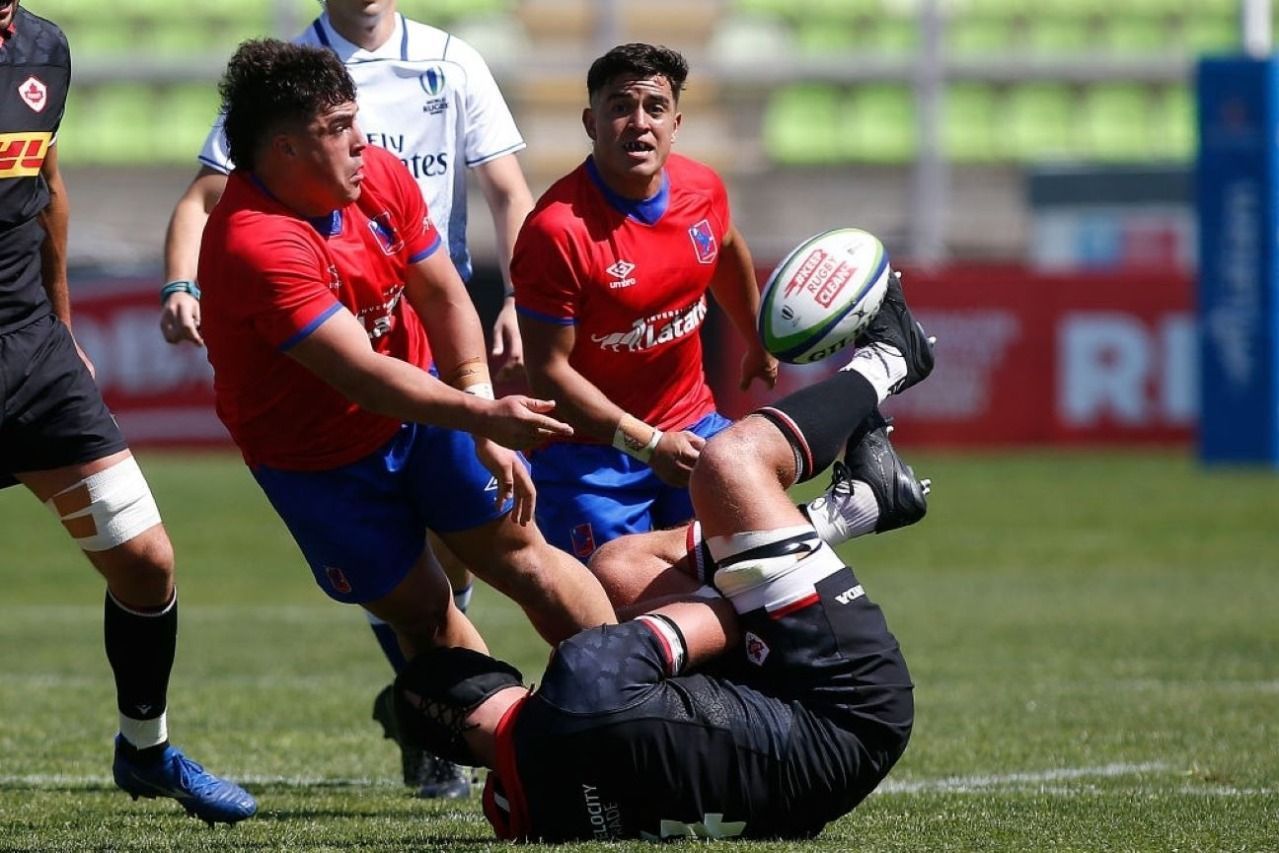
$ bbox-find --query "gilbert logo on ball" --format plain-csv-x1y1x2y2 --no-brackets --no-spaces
758,227,890,364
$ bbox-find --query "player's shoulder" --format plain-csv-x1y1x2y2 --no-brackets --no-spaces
666,154,726,193
8,7,70,65
361,144,409,181
526,163,593,227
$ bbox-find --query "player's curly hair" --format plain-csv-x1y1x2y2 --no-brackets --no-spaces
587,43,688,102
218,39,357,171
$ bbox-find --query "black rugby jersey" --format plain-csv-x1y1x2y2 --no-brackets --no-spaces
0,5,70,332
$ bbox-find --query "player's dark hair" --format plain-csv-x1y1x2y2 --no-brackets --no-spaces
587,43,688,102
218,39,358,171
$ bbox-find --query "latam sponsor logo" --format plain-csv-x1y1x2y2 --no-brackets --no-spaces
606,259,636,289
581,784,623,841
0,131,51,177
688,219,717,264
18,76,47,112
590,297,707,352
782,248,855,309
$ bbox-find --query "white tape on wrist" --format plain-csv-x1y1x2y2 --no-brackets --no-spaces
614,421,663,463
463,382,495,400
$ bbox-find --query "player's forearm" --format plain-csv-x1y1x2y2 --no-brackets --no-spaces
709,228,763,345
526,361,628,442
346,353,489,432
478,155,534,296
36,173,71,325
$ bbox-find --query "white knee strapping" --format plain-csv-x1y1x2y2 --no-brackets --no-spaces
45,456,162,552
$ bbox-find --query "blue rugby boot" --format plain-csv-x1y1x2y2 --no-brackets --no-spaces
113,736,257,826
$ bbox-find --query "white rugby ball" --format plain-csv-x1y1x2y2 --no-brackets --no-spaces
758,227,891,364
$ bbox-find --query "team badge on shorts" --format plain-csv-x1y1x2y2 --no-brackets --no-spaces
18,76,48,112
688,219,718,264
325,566,353,595
744,631,770,666
570,523,597,559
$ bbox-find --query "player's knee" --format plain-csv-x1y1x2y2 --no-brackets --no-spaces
44,456,164,553
691,425,753,497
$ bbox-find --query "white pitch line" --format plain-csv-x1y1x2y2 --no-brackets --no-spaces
876,761,1172,794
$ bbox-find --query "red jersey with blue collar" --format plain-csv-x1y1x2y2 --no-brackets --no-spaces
199,145,440,470
511,154,729,439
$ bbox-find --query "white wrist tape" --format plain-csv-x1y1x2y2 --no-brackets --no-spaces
45,455,162,552
613,422,665,462
463,382,495,400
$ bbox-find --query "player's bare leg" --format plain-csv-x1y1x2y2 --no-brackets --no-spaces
18,450,256,826
441,515,616,644
361,549,488,659
589,527,702,619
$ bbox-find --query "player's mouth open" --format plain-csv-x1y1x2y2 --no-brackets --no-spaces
623,142,653,153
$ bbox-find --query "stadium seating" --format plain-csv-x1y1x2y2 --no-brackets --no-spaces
37,0,1245,168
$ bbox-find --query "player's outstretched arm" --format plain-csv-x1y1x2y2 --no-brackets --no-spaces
159,167,227,347
475,153,534,380
708,225,778,391
285,308,572,449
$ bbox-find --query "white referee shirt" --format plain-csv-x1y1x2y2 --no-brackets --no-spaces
198,11,526,282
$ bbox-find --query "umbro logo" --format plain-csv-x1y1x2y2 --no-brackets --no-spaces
606,259,636,289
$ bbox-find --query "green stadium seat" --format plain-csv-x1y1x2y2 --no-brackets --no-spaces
1026,15,1092,54
945,15,1015,55
762,84,841,165
1100,14,1169,55
871,12,919,54
1181,13,1239,54
943,83,1002,163
69,85,156,165
1005,83,1078,162
153,85,223,165
841,84,915,163
1080,83,1152,161
794,20,860,56
1148,84,1195,161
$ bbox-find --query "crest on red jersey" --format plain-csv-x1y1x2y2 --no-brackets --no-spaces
18,76,47,113
688,218,717,264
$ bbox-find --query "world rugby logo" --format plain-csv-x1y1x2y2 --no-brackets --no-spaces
419,67,446,97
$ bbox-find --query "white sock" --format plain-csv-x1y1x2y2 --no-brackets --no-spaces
453,583,473,614
843,343,906,403
119,712,167,750
806,480,880,544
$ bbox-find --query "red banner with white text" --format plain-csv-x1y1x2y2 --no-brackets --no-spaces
72,267,1194,449
707,265,1194,447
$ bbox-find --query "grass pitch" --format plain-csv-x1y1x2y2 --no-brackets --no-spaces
1,449,1275,851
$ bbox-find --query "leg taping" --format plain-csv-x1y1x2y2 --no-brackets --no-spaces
46,456,162,552
750,370,879,483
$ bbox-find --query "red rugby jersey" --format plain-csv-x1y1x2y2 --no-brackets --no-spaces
199,145,440,469
512,154,729,440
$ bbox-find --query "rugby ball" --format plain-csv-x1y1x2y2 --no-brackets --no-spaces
758,227,891,364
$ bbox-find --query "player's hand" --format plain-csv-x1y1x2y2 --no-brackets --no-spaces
473,437,536,524
740,342,779,391
490,297,526,383
160,291,204,347
649,430,705,487
479,395,574,451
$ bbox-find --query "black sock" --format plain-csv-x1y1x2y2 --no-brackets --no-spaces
752,369,879,483
104,590,176,749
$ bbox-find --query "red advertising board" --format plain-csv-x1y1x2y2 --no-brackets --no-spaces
708,265,1194,447
71,266,1193,449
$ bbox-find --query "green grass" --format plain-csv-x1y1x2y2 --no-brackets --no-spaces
1,449,1276,851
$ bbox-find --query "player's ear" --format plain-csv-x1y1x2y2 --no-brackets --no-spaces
671,111,682,142
582,108,596,141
